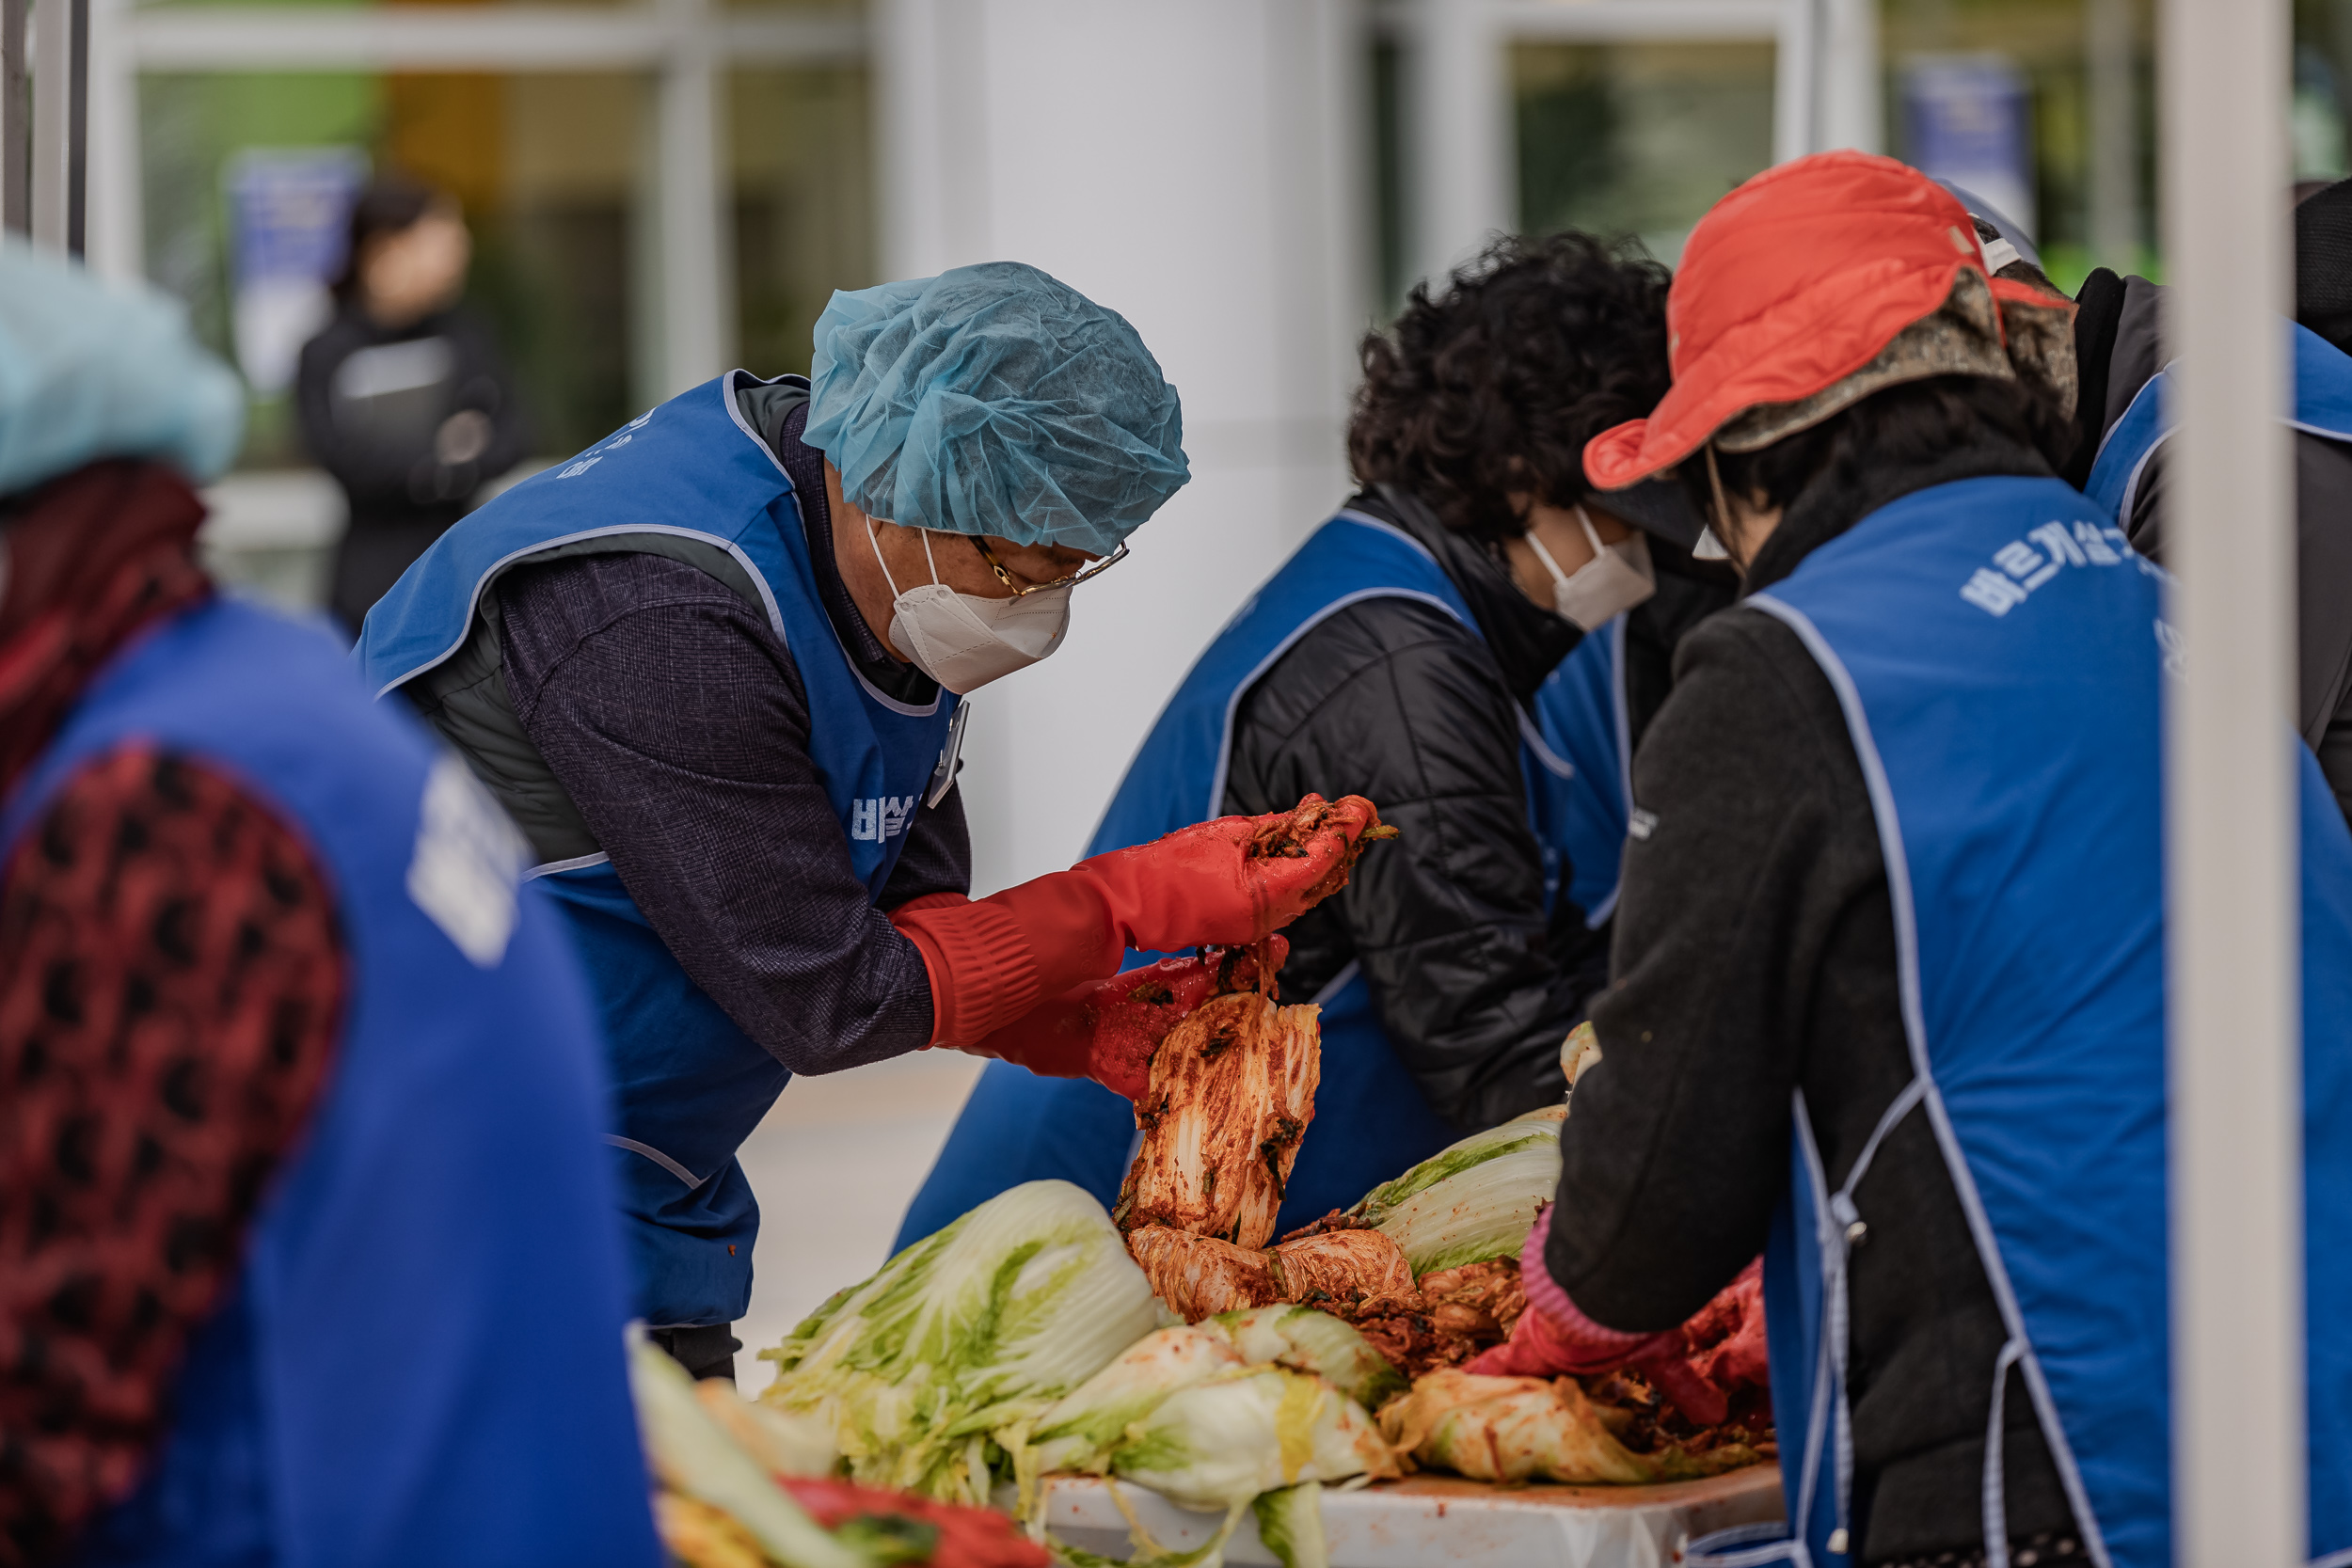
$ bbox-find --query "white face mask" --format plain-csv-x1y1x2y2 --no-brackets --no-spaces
868,521,1072,694
1526,505,1656,631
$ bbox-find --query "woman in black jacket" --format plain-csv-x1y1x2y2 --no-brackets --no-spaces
295,177,529,635
897,231,1734,1245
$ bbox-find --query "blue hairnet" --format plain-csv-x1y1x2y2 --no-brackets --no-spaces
0,241,245,499
805,261,1189,555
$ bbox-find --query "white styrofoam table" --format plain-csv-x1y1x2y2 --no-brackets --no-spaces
1025,1464,1784,1567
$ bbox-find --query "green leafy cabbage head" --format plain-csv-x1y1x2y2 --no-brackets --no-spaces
1201,1307,1406,1412
1252,1481,1329,1568
1112,1367,1394,1513
1347,1113,1563,1275
629,1332,867,1568
755,1180,1158,1505
1026,1325,1245,1478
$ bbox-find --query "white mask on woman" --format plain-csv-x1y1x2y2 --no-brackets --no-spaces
1526,505,1657,631
867,520,1072,693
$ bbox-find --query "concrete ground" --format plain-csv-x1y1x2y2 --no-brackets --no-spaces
729,1051,985,1392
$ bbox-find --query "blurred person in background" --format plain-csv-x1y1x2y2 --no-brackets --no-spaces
1479,153,2352,1568
297,174,528,636
898,233,1736,1248
2063,175,2352,822
0,244,655,1566
356,261,1373,1382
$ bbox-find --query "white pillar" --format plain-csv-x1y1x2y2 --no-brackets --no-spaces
2162,0,2302,1560
873,0,991,280
1771,0,1816,163
1812,0,1881,155
28,0,66,246
641,0,734,402
83,0,136,278
874,0,1366,894
1406,0,1507,289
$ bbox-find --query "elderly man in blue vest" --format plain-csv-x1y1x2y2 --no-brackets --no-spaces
357,261,1375,1380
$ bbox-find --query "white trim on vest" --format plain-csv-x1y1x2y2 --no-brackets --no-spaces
1308,959,1363,1008
1748,592,2118,1568
380,376,946,723
1580,612,1635,929
1516,707,1576,781
2089,358,2170,476
605,1133,709,1189
1795,1090,1836,1535
373,521,796,699
524,849,612,881
1609,610,1634,834
720,367,795,482
1184,507,1473,823
726,372,950,721
2101,355,2352,531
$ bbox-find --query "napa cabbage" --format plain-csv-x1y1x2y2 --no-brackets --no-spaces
629,1331,867,1568
1200,1306,1406,1412
755,1179,1159,1505
1250,1482,1328,1568
1016,1324,1397,1568
1376,1367,1768,1486
1024,1325,1247,1479
1348,1106,1564,1275
1110,1365,1394,1512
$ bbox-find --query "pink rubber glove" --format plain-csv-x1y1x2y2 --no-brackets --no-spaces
1467,1207,1734,1426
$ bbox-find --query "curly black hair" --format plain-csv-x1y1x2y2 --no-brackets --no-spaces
1348,231,1672,546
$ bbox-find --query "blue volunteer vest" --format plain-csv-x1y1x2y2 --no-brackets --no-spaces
1531,613,1633,923
2085,320,2352,525
896,511,1613,1249
1683,477,2352,1568
4,599,657,1568
355,373,959,1326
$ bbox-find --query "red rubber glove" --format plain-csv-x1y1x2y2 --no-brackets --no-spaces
1072,793,1381,952
891,795,1382,1050
1465,1206,1738,1427
953,939,1287,1101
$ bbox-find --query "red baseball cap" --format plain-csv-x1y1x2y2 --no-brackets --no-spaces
1583,151,2034,491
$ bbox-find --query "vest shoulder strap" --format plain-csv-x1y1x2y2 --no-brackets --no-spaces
405,531,770,866
736,378,812,451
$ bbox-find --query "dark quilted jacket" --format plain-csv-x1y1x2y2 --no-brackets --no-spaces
1218,487,1730,1131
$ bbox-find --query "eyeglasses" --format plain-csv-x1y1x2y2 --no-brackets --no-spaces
970,536,1131,598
